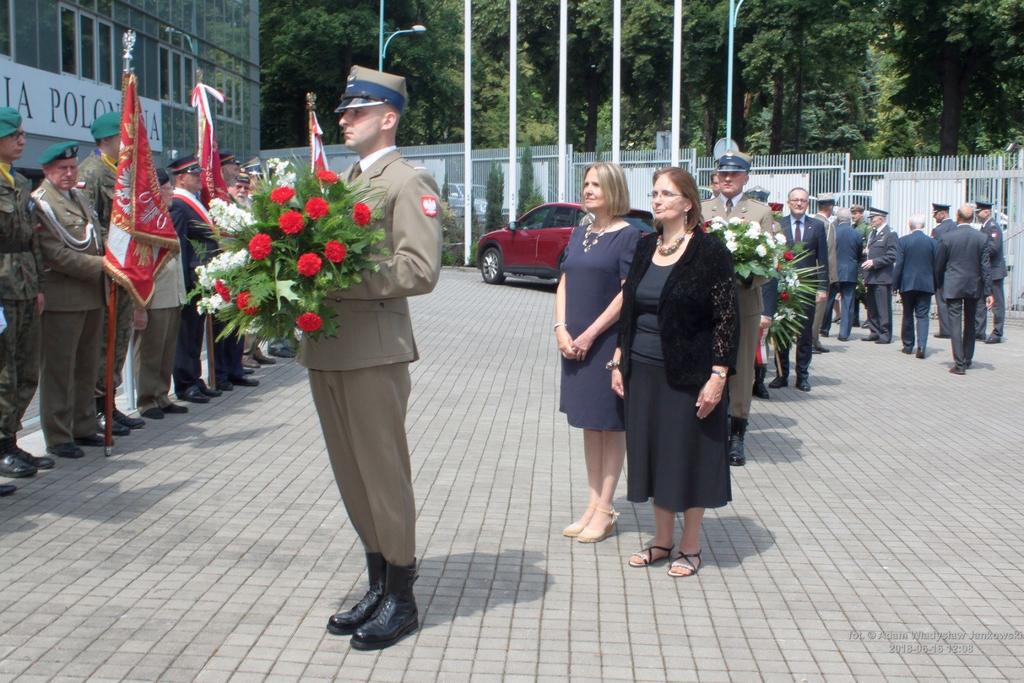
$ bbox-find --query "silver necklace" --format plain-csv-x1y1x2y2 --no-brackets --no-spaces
581,224,607,252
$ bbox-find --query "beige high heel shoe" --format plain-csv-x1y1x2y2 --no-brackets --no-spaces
576,506,619,543
562,505,596,538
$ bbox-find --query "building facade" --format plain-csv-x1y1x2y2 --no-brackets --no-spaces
0,0,259,172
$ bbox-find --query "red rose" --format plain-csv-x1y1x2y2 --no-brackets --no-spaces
296,312,323,333
248,233,272,260
270,186,295,205
279,210,305,235
783,251,795,261
769,202,784,212
316,169,339,184
780,291,790,302
305,197,329,220
213,280,231,303
297,252,323,277
353,202,372,226
235,291,258,314
324,240,347,264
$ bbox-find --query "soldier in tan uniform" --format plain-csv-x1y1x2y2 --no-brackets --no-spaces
299,67,442,651
79,111,143,435
34,142,108,459
701,151,775,467
0,109,54,490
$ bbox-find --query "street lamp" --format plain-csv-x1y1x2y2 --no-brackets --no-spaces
724,0,746,150
165,26,198,57
380,24,426,69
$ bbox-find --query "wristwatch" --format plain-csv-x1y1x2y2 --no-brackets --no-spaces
710,369,727,379
605,360,621,371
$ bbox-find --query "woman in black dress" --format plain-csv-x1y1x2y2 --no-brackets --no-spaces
557,162,642,543
610,167,738,576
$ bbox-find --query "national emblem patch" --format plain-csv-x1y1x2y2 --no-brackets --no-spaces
421,195,438,217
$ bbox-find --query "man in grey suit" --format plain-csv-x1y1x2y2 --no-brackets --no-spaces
973,200,1006,343
861,208,898,343
930,203,956,338
892,214,936,358
935,204,993,375
299,67,442,650
833,208,864,341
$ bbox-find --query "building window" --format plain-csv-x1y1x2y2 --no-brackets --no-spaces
60,5,115,84
160,45,198,107
80,15,95,79
98,23,113,84
0,0,11,56
61,7,77,74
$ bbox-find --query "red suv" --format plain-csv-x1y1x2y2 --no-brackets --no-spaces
476,202,653,284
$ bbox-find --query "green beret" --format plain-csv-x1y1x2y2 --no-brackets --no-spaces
39,141,80,166
90,111,121,140
0,107,22,139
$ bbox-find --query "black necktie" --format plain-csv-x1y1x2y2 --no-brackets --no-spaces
725,197,733,212
349,164,362,182
794,219,802,243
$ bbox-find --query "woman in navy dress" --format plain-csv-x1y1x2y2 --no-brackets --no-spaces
557,162,642,543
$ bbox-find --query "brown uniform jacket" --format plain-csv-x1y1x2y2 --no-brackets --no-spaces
299,151,443,371
701,195,776,318
33,180,106,312
0,172,43,300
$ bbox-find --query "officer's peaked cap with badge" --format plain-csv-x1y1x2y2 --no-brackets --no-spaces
974,199,993,210
168,153,201,175
39,141,79,166
0,107,22,138
219,149,238,166
816,193,836,207
745,185,769,202
90,111,121,141
931,202,950,212
715,150,752,172
335,66,407,114
241,157,262,174
867,206,888,217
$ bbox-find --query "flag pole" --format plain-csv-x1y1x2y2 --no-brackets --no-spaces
193,65,218,389
307,92,316,172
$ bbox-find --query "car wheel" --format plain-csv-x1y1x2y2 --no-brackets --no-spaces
479,247,505,284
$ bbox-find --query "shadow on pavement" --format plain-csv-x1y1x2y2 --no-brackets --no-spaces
702,514,777,568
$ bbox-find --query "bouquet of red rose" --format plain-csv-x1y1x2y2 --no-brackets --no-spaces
193,160,385,340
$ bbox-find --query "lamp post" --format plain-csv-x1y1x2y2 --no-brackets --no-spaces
724,0,746,150
380,24,426,69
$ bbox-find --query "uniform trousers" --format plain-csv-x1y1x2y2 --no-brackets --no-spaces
134,307,181,413
836,282,856,339
975,279,1004,338
40,308,103,447
309,363,416,566
773,300,816,381
865,284,892,341
728,302,759,420
947,297,979,371
935,288,950,336
173,303,206,394
819,282,840,333
0,298,40,439
899,291,932,352
95,284,133,400
214,326,245,383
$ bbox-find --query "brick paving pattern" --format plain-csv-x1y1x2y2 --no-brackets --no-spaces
2,268,1023,682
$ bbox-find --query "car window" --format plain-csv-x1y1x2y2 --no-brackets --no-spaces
547,206,579,228
518,206,550,230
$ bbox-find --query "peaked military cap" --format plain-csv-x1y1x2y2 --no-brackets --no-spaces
241,157,262,174
39,141,79,166
867,206,888,217
235,172,250,186
817,193,836,207
219,149,238,166
90,111,121,141
156,167,170,185
931,203,950,212
745,185,769,202
0,107,22,138
716,150,752,172
335,66,407,114
168,154,201,175
973,199,993,210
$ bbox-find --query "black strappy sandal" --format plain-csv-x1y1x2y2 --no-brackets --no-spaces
628,545,673,568
668,549,702,577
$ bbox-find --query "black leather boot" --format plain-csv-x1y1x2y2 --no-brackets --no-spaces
327,553,386,636
752,365,770,400
351,561,419,651
728,418,747,467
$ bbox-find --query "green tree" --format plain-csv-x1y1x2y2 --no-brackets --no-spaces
484,163,505,232
516,147,544,217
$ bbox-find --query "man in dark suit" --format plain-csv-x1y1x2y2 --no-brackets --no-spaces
832,208,864,341
861,207,898,343
767,187,828,392
973,200,1006,343
935,204,993,375
892,214,936,358
169,155,221,404
930,203,957,338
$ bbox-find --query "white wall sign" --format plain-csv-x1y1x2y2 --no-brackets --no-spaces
0,59,163,151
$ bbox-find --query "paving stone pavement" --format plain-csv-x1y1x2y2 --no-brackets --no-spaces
2,268,1023,683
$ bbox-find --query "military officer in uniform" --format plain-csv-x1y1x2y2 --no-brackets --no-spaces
813,194,838,348
701,150,775,467
0,108,54,487
79,111,144,436
861,207,898,343
973,200,1005,343
930,203,956,338
299,67,442,650
34,142,109,458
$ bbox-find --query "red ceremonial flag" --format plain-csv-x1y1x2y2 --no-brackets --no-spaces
192,81,229,206
103,71,179,307
310,110,329,172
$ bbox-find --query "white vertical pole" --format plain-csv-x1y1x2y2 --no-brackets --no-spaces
463,0,473,264
509,0,518,219
557,0,567,202
611,0,621,164
671,0,682,167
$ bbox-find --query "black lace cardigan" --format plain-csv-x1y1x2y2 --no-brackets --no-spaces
617,228,739,388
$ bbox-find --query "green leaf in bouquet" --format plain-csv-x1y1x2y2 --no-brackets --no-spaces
276,279,300,302
736,264,751,278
